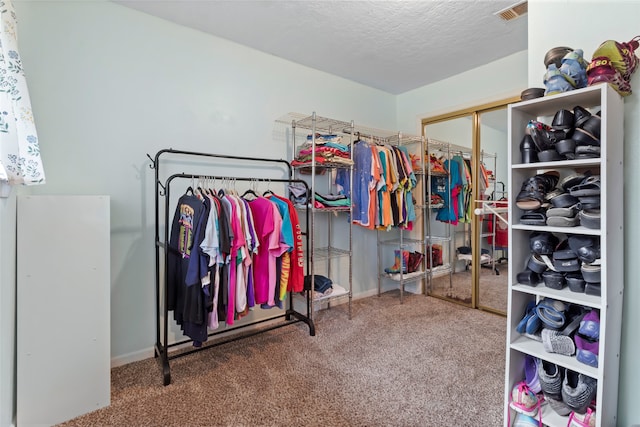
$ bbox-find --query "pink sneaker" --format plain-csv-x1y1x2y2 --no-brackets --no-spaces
508,381,543,427
568,407,596,427
509,381,541,417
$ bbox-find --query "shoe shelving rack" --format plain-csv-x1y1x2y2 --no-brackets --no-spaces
290,113,353,319
376,132,426,303
504,84,624,426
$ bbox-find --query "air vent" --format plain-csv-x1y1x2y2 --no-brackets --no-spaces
494,0,528,21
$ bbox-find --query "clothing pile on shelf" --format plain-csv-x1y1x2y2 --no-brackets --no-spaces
431,154,492,226
167,186,304,347
303,274,334,300
313,192,351,210
291,133,353,168
336,138,417,230
287,182,351,210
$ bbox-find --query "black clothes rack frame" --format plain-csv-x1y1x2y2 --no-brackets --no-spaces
148,149,315,386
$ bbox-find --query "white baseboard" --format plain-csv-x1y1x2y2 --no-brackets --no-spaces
354,288,379,299
110,288,394,369
111,348,154,368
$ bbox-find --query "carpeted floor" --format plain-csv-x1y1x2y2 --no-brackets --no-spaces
431,261,508,313
57,292,506,427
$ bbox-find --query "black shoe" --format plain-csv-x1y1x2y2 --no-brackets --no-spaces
520,135,538,164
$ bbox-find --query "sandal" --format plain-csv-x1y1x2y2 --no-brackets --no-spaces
572,128,600,146
517,269,542,287
569,176,601,197
547,190,580,208
516,172,560,210
568,235,600,264
527,121,568,152
530,231,559,255
578,195,600,209
579,209,601,229
516,300,538,334
560,173,588,191
520,209,547,226
547,215,579,227
574,145,600,159
543,270,566,290
547,203,580,218
536,298,567,329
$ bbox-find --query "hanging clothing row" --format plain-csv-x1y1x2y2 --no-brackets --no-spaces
167,183,305,347
431,152,491,226
336,138,417,230
149,149,314,386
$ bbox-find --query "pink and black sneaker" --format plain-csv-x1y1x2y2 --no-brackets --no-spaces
586,56,632,96
591,36,640,82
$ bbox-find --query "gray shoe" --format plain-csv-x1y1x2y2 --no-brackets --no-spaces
542,329,576,356
546,395,572,416
538,360,563,401
562,370,597,414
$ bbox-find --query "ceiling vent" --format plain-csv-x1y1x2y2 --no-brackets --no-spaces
494,0,528,21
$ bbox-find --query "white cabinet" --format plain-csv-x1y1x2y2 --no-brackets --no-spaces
504,85,623,426
17,196,111,426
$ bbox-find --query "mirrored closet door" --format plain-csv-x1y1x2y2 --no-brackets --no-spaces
423,98,517,315
424,114,474,307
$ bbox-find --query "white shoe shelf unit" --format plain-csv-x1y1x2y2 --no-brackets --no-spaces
289,112,353,319
504,84,624,426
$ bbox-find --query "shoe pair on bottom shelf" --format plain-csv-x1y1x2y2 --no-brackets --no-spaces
538,359,596,415
384,250,423,274
510,358,597,426
513,410,595,427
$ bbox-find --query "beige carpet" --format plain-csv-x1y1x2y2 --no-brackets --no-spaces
58,292,506,427
431,261,508,313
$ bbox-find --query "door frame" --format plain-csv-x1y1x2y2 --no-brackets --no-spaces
421,96,519,314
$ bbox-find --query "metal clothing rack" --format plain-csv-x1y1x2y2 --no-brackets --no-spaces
147,148,315,386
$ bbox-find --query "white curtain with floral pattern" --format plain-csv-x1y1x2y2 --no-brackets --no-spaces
0,0,45,192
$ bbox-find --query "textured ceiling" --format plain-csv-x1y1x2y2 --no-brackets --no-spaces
114,0,528,94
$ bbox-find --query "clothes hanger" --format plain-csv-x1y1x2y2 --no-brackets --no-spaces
242,179,259,199
185,175,195,195
263,178,275,196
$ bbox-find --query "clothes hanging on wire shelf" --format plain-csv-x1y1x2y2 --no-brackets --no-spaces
335,138,417,231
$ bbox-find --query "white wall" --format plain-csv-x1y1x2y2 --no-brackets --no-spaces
528,1,640,424
0,2,396,425
396,50,528,135
0,190,18,427
4,1,637,425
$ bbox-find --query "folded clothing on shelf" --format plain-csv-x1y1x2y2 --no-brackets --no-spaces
303,274,333,293
314,192,351,209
